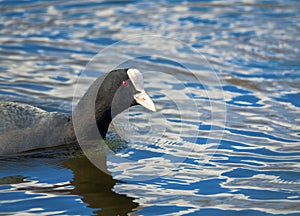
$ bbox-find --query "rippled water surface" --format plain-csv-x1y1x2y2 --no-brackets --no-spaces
1,0,300,215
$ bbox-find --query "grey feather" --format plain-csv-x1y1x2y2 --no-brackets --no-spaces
0,102,76,155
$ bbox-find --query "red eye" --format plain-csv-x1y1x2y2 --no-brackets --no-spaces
121,81,128,87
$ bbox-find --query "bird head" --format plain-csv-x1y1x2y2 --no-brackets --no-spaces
92,68,156,138
111,68,156,114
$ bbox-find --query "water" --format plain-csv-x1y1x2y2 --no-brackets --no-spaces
1,0,300,215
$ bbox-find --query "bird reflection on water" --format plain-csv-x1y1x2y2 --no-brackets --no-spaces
64,156,138,215
0,149,138,215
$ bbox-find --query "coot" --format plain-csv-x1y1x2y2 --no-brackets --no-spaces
0,68,156,155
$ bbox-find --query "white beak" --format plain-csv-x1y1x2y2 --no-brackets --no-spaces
134,91,156,112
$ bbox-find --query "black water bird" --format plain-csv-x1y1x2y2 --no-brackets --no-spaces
0,69,156,155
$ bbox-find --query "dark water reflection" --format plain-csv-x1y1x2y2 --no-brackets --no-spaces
1,0,300,215
0,152,137,215
64,156,138,215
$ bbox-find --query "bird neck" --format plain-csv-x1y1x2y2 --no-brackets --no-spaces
73,69,131,140
95,107,112,138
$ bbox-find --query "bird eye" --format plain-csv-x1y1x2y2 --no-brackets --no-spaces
121,81,129,87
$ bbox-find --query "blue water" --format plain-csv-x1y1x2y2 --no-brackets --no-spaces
1,0,300,215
